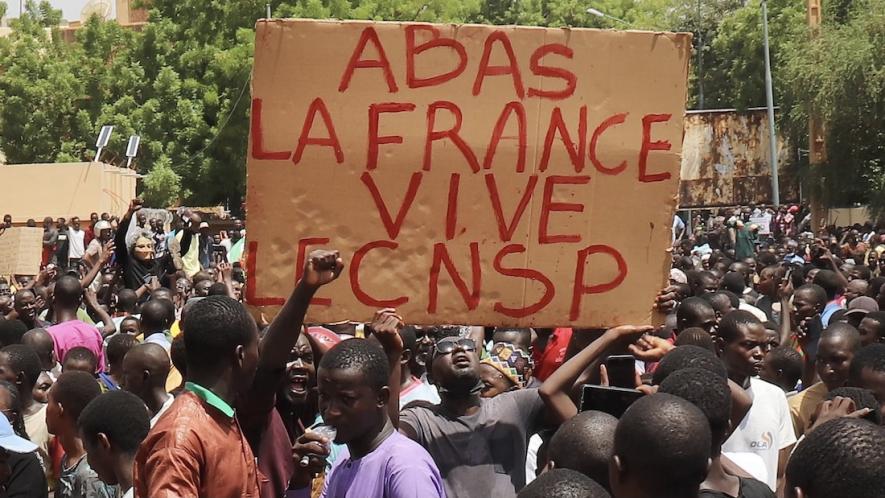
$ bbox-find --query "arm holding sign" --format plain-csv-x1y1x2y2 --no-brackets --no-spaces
539,325,653,422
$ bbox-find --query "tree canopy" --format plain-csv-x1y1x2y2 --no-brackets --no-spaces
0,0,880,216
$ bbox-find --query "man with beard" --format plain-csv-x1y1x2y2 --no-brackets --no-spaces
718,311,796,492
236,250,344,498
395,325,649,498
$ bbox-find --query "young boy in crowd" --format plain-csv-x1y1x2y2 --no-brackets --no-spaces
0,344,50,471
785,418,885,498
789,323,861,436
545,410,618,491
46,371,113,498
518,468,610,498
759,346,803,394
99,334,138,391
717,311,796,491
291,332,445,498
62,348,98,375
21,328,61,380
609,393,712,498
659,368,774,498
133,295,262,497
78,390,152,498
121,343,173,426
848,343,885,421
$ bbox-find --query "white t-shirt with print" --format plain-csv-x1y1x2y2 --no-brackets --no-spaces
722,377,797,491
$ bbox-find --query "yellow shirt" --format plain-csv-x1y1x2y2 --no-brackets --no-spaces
177,231,201,278
788,382,828,437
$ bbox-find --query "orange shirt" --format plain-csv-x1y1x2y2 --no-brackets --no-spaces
134,387,261,498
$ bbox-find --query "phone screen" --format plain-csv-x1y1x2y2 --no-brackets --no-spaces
580,385,644,418
605,355,637,389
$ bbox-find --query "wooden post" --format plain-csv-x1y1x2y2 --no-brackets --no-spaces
806,0,827,234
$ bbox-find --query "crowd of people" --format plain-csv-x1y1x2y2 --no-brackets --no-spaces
0,199,883,498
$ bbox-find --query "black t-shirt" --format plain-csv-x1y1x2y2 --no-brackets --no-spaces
699,477,775,498
3,451,48,498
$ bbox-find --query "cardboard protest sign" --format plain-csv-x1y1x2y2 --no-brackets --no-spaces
246,20,690,327
0,162,137,221
0,228,43,276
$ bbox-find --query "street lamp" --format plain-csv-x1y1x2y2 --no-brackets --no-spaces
586,7,629,26
762,0,780,206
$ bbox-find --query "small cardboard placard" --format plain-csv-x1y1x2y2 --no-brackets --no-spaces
246,20,690,327
0,228,44,276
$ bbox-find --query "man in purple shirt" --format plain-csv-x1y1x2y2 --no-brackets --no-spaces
292,314,445,498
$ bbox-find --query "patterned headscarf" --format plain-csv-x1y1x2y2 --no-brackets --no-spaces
481,342,534,388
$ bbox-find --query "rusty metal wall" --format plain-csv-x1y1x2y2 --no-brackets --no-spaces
679,109,799,208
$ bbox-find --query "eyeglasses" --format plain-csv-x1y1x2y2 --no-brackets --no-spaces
434,338,476,356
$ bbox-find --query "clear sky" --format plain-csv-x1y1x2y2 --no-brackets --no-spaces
4,0,116,23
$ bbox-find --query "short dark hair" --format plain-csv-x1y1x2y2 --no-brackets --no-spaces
614,394,711,495
398,326,418,353
863,311,885,336
517,468,610,498
548,410,617,489
796,283,828,305
674,328,716,352
821,322,861,351
717,310,763,343
492,328,533,351
63,347,98,372
849,344,885,383
786,418,885,498
140,299,175,335
652,345,727,385
319,339,389,392
0,344,41,387
813,270,842,300
170,334,187,376
766,346,803,387
0,319,28,347
107,334,139,367
825,387,881,425
658,368,731,455
53,275,83,308
115,289,138,313
78,390,150,456
53,371,102,421
207,282,228,296
676,297,715,331
705,291,740,312
182,296,256,371
721,272,745,294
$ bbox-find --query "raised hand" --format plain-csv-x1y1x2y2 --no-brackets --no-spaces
127,198,144,215
628,334,675,362
99,240,116,265
809,396,872,432
300,250,344,288
217,262,233,282
368,308,404,354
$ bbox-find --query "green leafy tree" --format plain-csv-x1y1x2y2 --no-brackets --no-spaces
780,0,884,219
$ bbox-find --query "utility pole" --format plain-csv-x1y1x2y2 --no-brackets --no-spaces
806,0,826,234
697,0,704,109
762,0,780,207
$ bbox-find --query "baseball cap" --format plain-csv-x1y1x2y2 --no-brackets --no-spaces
0,414,38,453
844,296,879,319
94,220,112,232
199,222,209,229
